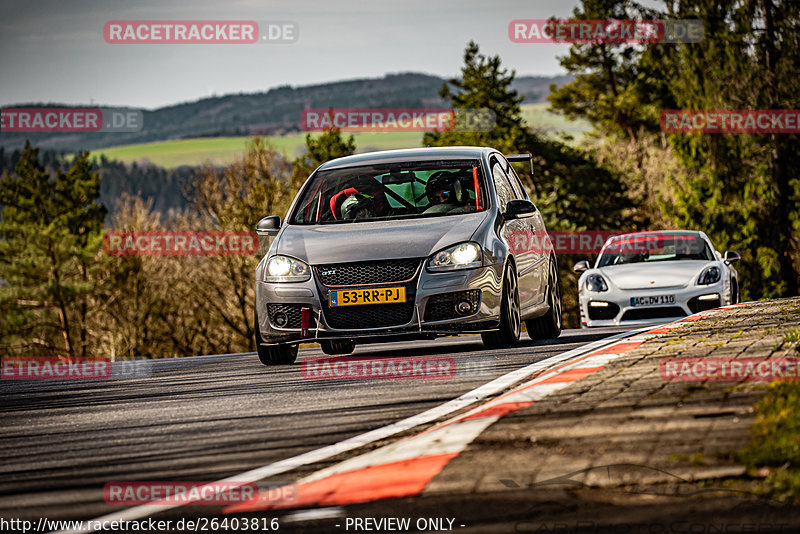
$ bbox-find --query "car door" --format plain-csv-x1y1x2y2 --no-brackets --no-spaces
502,157,547,306
490,156,539,311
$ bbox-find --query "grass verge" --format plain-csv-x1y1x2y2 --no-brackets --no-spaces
739,380,800,502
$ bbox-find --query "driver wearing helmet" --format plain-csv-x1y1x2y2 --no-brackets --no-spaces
329,174,389,220
340,193,375,220
423,171,473,214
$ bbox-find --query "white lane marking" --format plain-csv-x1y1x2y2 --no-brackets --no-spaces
255,332,656,491
303,417,495,484
561,351,624,369
54,328,652,533
282,507,345,523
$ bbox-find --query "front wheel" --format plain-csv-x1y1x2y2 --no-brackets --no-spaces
526,255,562,340
255,311,298,365
481,262,521,349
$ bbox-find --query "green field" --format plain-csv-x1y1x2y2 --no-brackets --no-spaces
91,104,591,169
93,132,424,169
520,103,592,137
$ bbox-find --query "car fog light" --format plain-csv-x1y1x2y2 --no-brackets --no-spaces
589,301,610,307
698,294,719,301
456,301,473,315
274,312,288,327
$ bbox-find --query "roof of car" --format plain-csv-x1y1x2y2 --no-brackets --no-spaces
317,146,499,171
604,230,710,247
609,230,704,239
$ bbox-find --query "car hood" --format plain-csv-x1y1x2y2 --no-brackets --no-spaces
598,261,713,290
276,212,488,264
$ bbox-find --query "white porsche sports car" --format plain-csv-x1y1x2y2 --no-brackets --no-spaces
574,230,740,327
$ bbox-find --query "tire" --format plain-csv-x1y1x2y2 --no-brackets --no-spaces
526,255,562,340
320,339,356,355
731,278,739,304
255,310,298,365
481,262,521,349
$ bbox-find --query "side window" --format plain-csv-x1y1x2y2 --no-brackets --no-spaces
504,162,529,200
491,163,515,208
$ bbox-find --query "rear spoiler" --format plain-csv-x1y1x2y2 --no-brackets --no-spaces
505,153,533,175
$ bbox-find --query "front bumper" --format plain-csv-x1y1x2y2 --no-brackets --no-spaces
579,282,728,328
256,262,504,345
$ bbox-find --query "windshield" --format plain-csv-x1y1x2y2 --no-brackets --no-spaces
290,160,487,224
597,233,714,267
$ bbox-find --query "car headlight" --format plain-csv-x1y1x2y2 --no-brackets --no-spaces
265,255,311,282
698,266,721,285
585,274,608,292
427,242,482,272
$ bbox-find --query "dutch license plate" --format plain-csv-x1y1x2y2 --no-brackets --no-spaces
630,294,676,307
329,287,406,307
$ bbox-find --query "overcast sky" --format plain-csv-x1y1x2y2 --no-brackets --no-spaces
0,0,646,109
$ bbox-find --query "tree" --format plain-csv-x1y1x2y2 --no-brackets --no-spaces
0,142,106,357
99,138,299,358
183,138,296,353
423,41,530,167
547,0,664,142
659,0,800,298
549,0,800,300
425,41,633,327
425,41,632,226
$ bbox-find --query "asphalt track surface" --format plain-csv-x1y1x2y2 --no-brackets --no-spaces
0,327,630,532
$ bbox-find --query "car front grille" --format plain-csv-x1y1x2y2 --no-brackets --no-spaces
324,303,415,329
620,306,686,321
314,259,422,287
587,302,620,320
424,290,481,321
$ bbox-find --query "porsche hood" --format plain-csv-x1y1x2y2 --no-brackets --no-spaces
598,261,715,290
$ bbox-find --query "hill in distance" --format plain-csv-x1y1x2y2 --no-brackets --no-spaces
0,72,573,153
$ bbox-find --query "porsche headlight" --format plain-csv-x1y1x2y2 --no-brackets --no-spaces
585,274,608,292
265,255,310,282
698,266,721,285
427,242,482,272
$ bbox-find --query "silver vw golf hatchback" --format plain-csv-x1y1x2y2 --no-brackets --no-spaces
254,147,562,364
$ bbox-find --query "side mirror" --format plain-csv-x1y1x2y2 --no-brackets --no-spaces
256,216,281,237
503,199,537,220
573,260,590,273
723,250,740,264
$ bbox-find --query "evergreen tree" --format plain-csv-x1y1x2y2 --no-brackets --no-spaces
549,0,800,299
547,0,663,142
423,41,632,232
425,41,634,327
0,142,106,356
423,41,530,168
658,0,800,298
